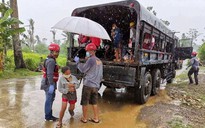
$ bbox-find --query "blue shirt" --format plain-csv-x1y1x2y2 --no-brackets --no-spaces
114,28,121,43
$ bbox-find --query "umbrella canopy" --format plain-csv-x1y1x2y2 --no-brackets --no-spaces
52,16,111,41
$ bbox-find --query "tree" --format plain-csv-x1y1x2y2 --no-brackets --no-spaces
186,28,202,51
35,43,48,54
35,35,41,44
10,0,26,68
186,28,202,43
0,3,11,57
198,41,205,64
21,18,36,51
28,18,35,51
0,2,25,71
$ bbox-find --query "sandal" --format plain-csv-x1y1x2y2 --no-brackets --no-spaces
56,123,62,128
69,110,74,116
80,118,87,123
89,118,100,123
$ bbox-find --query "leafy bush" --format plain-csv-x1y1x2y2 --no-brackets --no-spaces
4,55,15,70
6,50,67,71
24,58,38,71
57,55,67,67
22,46,32,53
198,42,205,64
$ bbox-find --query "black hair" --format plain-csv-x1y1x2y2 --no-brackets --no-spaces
61,66,70,73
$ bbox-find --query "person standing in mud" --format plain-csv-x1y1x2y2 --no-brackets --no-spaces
186,52,199,85
74,43,103,123
56,66,80,128
40,43,60,121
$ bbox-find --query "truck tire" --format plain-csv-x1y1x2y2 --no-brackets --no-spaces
151,69,161,95
167,70,176,84
167,78,173,84
136,72,152,104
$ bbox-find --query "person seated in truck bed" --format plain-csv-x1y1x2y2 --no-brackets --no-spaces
142,34,155,50
78,35,89,47
142,34,151,49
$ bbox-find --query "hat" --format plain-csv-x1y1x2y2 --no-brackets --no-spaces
48,43,60,52
191,52,197,56
85,43,97,51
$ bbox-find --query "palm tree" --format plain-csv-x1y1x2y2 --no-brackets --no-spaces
10,0,26,68
35,35,41,44
28,18,35,51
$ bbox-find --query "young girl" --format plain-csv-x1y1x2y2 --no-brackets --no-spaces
57,66,80,128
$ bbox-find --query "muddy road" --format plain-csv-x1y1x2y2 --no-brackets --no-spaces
0,75,171,128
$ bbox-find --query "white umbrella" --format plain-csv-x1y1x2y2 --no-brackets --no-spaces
52,16,111,41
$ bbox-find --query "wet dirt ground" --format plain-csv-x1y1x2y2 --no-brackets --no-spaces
0,76,170,128
139,70,205,128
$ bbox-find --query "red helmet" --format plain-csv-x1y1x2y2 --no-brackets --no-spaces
85,43,97,51
191,52,197,56
48,43,60,52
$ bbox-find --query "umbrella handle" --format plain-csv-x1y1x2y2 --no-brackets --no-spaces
72,40,92,62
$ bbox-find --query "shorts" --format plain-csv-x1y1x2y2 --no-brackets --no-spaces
81,86,98,105
62,92,77,104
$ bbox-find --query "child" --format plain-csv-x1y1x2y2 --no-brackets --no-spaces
56,66,80,128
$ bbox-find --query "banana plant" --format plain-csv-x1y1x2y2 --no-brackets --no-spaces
0,3,25,71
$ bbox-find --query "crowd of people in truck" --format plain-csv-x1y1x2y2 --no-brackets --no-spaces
77,21,159,63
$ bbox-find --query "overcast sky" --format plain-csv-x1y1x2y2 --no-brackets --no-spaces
17,0,205,44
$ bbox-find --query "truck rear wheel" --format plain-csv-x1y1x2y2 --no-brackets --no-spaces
151,69,161,95
167,78,173,84
136,72,152,104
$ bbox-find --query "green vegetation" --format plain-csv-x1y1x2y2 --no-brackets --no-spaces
168,118,192,128
176,72,188,81
0,68,41,79
0,50,67,79
198,42,205,64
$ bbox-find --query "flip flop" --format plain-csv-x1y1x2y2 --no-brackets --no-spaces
80,118,87,123
89,118,100,123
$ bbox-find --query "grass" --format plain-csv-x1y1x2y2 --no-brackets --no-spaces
0,68,41,79
0,50,67,79
168,118,192,128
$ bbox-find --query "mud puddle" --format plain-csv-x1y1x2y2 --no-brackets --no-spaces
0,76,171,128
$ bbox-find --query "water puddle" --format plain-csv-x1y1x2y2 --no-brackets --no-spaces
0,76,172,128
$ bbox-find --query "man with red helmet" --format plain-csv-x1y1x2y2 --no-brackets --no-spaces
74,43,103,123
40,43,60,121
186,51,199,85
